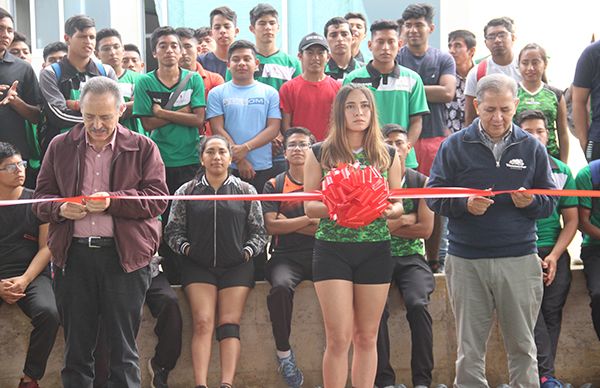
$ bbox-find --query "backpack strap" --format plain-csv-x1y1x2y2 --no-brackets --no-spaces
164,71,195,110
476,59,488,82
590,160,600,189
51,62,62,81
95,61,107,76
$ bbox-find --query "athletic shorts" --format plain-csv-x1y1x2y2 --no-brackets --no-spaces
180,258,255,289
312,240,392,284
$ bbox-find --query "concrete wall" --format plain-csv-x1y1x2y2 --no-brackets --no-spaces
1,269,599,387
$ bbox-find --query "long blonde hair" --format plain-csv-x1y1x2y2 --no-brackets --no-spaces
320,84,390,171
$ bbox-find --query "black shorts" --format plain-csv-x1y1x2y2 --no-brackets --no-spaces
180,258,255,290
312,240,392,284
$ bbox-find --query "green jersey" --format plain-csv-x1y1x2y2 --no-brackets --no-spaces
133,69,206,167
390,168,426,257
225,50,301,91
576,164,600,247
344,62,429,169
118,69,147,136
515,83,563,159
315,147,391,243
536,157,577,247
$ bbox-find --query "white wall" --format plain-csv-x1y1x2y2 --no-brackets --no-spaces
440,0,600,90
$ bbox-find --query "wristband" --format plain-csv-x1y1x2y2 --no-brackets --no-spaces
244,143,252,152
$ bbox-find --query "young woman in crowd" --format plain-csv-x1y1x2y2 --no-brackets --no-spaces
164,135,267,388
516,43,570,162
304,84,404,388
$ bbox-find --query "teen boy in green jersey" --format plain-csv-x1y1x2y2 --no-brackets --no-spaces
517,109,577,388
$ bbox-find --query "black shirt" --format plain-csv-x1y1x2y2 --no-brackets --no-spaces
0,188,43,278
262,172,315,255
198,52,227,79
0,52,42,159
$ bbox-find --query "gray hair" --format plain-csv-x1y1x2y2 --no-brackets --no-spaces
80,76,123,109
475,73,518,102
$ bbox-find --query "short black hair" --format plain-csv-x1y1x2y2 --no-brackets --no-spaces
515,109,548,128
402,3,434,24
64,14,95,37
283,127,316,147
11,31,30,50
195,26,211,40
175,27,197,42
0,142,20,164
484,17,515,37
382,123,408,138
323,17,349,37
150,26,180,53
0,7,14,23
123,43,141,56
249,3,278,26
370,19,399,35
344,12,366,25
227,40,257,60
448,29,476,49
210,6,237,27
43,41,68,61
95,28,122,50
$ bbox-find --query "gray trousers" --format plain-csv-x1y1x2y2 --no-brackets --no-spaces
445,254,543,388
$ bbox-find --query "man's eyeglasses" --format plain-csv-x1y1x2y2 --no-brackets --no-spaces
485,32,510,41
0,160,27,173
286,142,311,150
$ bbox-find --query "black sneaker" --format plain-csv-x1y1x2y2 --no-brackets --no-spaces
148,358,170,388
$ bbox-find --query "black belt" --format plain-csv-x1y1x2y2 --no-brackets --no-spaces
73,237,115,248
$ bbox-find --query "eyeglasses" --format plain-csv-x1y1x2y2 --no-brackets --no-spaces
286,142,311,150
485,32,510,41
0,160,27,173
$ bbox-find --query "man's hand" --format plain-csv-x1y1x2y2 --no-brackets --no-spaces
272,134,284,155
511,187,534,208
232,144,250,162
0,279,26,304
85,192,111,213
59,201,88,220
152,103,163,116
398,213,418,227
3,275,30,296
0,80,18,106
541,255,558,286
237,158,256,180
467,196,494,216
382,201,404,220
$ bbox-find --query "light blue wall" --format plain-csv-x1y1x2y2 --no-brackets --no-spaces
167,0,442,58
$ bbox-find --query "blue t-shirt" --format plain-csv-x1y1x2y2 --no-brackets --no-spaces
396,46,456,138
206,81,281,171
573,40,600,142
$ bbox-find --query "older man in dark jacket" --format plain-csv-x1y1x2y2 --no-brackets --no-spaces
427,74,557,387
33,76,168,388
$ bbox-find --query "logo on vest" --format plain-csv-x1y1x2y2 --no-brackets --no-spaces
506,158,527,170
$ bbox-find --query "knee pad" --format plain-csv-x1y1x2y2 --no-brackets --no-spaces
216,323,240,341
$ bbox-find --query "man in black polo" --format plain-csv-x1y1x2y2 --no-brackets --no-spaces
0,8,42,189
324,17,360,81
38,14,117,151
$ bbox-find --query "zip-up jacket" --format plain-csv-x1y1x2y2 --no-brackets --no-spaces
165,174,267,268
426,119,558,259
32,123,168,272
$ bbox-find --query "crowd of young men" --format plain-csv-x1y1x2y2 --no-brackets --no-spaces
1,2,600,388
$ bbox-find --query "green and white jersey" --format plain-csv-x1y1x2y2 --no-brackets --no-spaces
315,148,391,243
516,83,563,159
536,156,577,247
118,69,147,136
390,168,426,257
576,164,600,247
344,62,429,169
225,50,301,91
133,68,206,167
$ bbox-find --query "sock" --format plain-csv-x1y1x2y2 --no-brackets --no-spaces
277,349,292,359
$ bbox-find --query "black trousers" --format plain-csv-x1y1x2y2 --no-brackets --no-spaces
581,246,600,341
54,243,151,388
0,273,59,380
265,252,313,352
375,254,435,387
160,164,199,285
535,247,572,378
93,272,183,387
